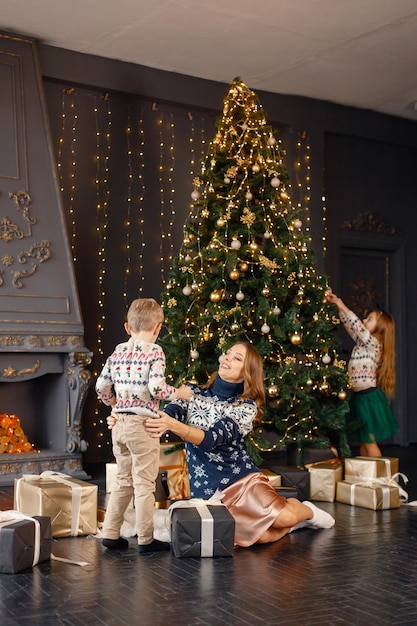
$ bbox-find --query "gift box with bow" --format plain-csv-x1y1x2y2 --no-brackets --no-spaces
336,473,408,510
170,496,234,558
14,471,98,537
344,456,399,483
0,511,52,574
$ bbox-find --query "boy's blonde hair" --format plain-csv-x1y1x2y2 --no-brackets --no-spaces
127,298,164,333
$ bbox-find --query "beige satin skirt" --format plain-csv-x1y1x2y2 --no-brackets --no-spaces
221,472,287,547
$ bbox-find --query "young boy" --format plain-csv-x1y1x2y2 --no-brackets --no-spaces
96,298,192,553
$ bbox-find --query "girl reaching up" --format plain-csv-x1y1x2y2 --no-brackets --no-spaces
326,292,398,457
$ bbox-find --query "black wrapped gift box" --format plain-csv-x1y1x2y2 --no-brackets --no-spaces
0,515,52,574
287,445,339,468
269,466,310,500
171,504,235,558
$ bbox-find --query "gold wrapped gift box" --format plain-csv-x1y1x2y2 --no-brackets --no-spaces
344,456,399,483
14,472,98,537
336,480,400,510
308,462,343,502
260,468,282,489
159,443,190,501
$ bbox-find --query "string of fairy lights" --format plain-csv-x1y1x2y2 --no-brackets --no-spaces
56,88,314,452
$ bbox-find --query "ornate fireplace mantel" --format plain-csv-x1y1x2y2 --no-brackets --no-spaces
0,33,91,484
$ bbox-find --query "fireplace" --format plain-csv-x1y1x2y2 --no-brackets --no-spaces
0,33,91,484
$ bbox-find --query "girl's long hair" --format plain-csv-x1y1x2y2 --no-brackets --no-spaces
373,310,396,400
205,341,266,425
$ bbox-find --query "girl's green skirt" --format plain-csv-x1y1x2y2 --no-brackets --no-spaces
348,387,399,444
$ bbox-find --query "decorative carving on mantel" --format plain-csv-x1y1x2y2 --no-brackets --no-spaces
8,191,37,236
2,359,41,379
0,335,87,351
341,211,401,235
66,351,93,453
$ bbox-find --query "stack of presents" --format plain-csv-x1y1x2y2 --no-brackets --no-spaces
261,447,408,510
0,443,409,571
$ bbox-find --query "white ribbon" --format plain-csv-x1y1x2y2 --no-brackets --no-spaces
349,472,408,506
15,471,83,537
169,491,225,557
0,510,41,567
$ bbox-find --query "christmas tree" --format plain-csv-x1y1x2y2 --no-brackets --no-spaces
160,78,350,464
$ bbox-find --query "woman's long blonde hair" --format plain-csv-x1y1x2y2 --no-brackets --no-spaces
205,341,266,424
373,310,396,400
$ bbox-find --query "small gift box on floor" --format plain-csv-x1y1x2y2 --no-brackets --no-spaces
344,456,399,483
14,471,98,538
269,466,310,500
308,462,343,502
336,480,401,510
260,468,282,489
0,511,52,574
170,500,235,558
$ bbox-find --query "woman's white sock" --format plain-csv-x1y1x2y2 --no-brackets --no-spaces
303,501,335,528
289,501,335,532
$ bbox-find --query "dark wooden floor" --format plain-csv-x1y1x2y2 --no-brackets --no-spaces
1,444,417,626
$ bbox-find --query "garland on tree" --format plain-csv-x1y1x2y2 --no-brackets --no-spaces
159,77,350,464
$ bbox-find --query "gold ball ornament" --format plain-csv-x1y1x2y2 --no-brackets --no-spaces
320,380,330,392
217,218,226,227
209,290,222,302
230,322,240,332
306,378,313,386
268,385,279,398
239,262,248,272
290,333,302,345
261,286,270,297
249,242,258,252
229,269,240,280
338,390,347,400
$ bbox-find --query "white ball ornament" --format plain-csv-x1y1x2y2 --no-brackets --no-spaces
263,231,272,239
271,177,281,188
231,239,241,250
190,349,199,360
272,307,281,316
261,323,270,334
293,218,302,229
191,190,200,201
236,291,245,301
245,191,253,201
252,163,260,173
322,354,331,364
224,176,230,184
268,136,276,146
182,285,192,296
